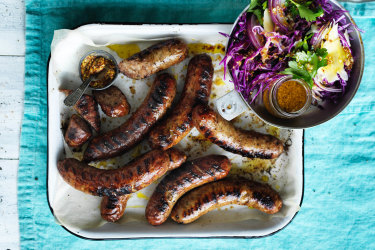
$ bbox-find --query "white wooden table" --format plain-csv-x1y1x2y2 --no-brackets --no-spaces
0,0,25,249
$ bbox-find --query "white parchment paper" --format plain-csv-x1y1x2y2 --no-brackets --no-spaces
48,26,302,234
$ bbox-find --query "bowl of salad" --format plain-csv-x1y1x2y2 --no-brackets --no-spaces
217,0,364,128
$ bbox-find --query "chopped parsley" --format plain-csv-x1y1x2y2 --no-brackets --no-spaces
247,0,268,25
281,48,328,88
286,0,324,22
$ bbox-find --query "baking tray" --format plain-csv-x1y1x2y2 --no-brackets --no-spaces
47,24,304,239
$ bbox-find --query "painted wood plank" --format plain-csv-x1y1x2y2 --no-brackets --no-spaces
0,56,24,159
0,160,20,250
0,0,25,56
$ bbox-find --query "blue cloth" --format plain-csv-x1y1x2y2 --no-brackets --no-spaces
19,0,375,249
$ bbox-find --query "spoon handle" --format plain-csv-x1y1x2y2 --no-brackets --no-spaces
64,76,93,107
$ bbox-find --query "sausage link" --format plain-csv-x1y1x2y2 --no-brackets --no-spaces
100,147,186,222
57,148,187,197
145,155,231,226
171,178,283,224
119,39,188,80
100,194,131,222
83,73,177,162
149,54,213,149
192,104,284,159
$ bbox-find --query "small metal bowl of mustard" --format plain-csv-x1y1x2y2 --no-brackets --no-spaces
79,50,118,90
216,0,364,129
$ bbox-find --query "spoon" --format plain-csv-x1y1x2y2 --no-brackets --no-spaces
63,67,109,107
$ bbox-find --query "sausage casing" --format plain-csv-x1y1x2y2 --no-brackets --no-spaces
93,86,131,118
58,148,186,197
171,178,283,224
192,104,284,159
119,39,188,80
100,194,131,222
145,155,231,226
100,147,187,222
149,54,213,150
64,114,92,148
83,73,177,162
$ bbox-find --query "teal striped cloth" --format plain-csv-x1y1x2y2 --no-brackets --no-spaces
20,0,375,248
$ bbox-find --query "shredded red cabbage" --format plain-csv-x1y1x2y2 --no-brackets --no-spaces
221,0,361,104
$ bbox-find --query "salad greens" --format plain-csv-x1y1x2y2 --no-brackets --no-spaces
222,0,358,103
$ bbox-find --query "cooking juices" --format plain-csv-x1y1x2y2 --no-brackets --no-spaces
80,55,116,89
263,76,312,118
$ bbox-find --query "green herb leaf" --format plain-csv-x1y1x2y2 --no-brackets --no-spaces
247,0,260,12
282,48,328,88
247,0,267,26
288,0,324,22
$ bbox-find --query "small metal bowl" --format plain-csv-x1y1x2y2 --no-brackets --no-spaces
78,50,119,91
219,0,364,129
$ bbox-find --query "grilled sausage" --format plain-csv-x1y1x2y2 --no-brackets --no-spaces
57,148,186,197
119,39,188,80
192,104,284,159
61,89,101,132
149,54,214,150
93,86,131,117
83,73,177,162
145,155,231,226
64,114,92,147
100,194,131,222
171,178,283,224
100,147,187,222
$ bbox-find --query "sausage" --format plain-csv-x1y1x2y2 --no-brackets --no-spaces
64,114,92,148
192,104,284,159
171,178,283,224
57,148,187,197
148,54,214,150
100,194,131,222
119,39,188,80
93,86,131,117
83,73,177,162
145,155,231,226
100,147,187,222
60,89,101,133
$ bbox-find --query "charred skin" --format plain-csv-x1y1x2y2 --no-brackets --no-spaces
149,54,214,150
83,73,177,162
145,155,231,226
192,104,284,159
119,39,188,80
100,194,131,222
57,148,186,197
171,178,283,224
93,86,131,118
64,114,92,148
100,147,187,222
61,89,101,133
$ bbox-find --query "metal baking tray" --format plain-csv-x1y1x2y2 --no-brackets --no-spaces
47,24,304,239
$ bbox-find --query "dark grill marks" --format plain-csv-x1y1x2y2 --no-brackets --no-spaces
83,73,176,162
170,179,282,223
146,155,230,225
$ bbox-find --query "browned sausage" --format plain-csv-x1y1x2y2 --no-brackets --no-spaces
83,73,177,162
100,194,131,222
64,114,92,147
171,178,283,224
148,54,214,150
93,86,131,117
192,104,284,159
119,39,188,80
60,89,101,133
100,147,187,222
145,155,231,226
57,148,186,197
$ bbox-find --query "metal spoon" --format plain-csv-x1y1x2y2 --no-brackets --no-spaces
63,67,109,107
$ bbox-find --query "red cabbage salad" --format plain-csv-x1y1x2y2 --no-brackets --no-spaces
221,0,359,104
